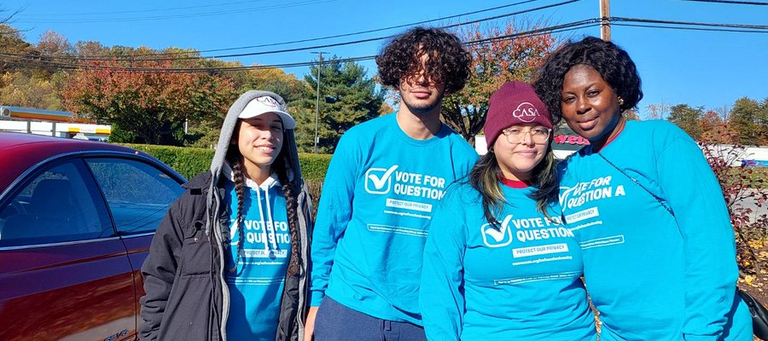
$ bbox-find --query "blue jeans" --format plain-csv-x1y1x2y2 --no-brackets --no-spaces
314,296,427,341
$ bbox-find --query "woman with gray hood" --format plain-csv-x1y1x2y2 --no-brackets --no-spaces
140,90,313,341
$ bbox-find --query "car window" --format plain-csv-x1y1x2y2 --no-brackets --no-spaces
85,158,184,235
0,160,114,247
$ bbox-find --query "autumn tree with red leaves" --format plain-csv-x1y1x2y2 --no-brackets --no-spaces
62,57,237,145
699,110,739,144
441,22,556,145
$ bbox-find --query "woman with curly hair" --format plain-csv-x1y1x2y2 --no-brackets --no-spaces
420,81,597,340
305,27,477,341
534,36,752,341
140,91,313,341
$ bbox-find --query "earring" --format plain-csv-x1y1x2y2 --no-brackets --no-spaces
618,97,625,106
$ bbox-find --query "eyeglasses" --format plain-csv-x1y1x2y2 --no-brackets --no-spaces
501,126,551,144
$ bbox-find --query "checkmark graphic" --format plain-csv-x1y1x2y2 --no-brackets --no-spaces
481,215,513,247
368,165,398,189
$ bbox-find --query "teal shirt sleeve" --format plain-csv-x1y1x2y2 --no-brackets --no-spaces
420,189,467,341
656,133,738,340
309,133,360,307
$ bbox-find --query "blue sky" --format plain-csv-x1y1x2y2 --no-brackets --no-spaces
4,0,767,118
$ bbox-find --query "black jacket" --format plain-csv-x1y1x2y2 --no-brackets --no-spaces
139,172,313,341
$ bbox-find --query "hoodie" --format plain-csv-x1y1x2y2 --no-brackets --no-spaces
140,90,313,341
224,170,293,340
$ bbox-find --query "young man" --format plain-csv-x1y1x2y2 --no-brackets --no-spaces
304,27,477,341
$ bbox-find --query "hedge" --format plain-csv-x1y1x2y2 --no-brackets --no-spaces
122,143,332,183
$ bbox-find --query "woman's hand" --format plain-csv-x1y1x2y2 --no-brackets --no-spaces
303,306,319,341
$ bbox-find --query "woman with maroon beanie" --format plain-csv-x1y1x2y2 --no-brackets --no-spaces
420,81,595,340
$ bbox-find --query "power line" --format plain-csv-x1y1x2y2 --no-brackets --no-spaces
9,15,767,74
37,0,552,59
612,23,768,33
14,0,338,24
149,0,549,57
13,0,583,62
25,0,279,16
613,17,768,31
0,18,599,73
673,0,768,5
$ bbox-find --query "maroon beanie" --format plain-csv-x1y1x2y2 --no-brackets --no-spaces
483,81,552,147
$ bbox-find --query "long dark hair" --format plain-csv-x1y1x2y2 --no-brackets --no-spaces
468,142,558,227
226,130,300,276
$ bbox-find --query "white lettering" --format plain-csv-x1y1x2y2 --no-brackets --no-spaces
393,183,445,200
423,175,446,188
516,227,575,243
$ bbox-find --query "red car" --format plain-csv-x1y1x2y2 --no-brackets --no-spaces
0,132,186,341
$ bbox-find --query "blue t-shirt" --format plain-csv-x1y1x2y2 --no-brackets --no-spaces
223,174,291,341
421,182,596,340
310,112,478,324
558,120,752,341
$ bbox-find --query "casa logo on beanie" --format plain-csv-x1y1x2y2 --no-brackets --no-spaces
512,102,541,123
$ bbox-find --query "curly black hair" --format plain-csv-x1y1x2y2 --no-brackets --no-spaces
533,36,643,124
376,27,471,95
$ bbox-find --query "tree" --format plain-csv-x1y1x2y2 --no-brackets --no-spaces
0,24,34,73
238,67,311,103
729,97,767,146
61,55,237,145
293,58,384,153
441,22,556,145
0,71,62,109
624,109,641,121
0,24,70,110
667,104,704,139
699,110,738,144
379,101,395,116
37,30,73,57
74,41,110,58
187,65,313,148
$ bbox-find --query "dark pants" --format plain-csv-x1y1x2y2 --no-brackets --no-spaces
314,296,427,341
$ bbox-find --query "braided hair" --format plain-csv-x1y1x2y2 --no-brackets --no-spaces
273,154,301,276
227,147,246,273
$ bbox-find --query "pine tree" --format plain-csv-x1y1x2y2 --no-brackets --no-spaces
293,59,384,153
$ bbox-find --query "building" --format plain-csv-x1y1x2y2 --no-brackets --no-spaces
0,106,111,141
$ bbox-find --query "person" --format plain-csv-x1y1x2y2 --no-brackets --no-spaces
533,36,753,341
419,81,596,341
304,27,477,341
139,90,313,341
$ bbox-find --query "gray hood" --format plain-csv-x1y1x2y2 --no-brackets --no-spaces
209,90,304,190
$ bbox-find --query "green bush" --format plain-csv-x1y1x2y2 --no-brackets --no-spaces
123,144,213,180
121,144,332,218
298,153,333,182
121,144,331,183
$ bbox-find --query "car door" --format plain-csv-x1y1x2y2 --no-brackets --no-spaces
83,156,185,338
0,158,136,341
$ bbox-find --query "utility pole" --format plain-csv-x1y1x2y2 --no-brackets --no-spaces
311,52,328,154
600,0,611,41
